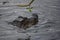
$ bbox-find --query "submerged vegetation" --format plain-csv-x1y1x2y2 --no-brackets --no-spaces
1,0,35,12
16,0,35,12
17,0,35,7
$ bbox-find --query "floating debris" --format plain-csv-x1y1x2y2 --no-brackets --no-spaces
8,13,38,30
